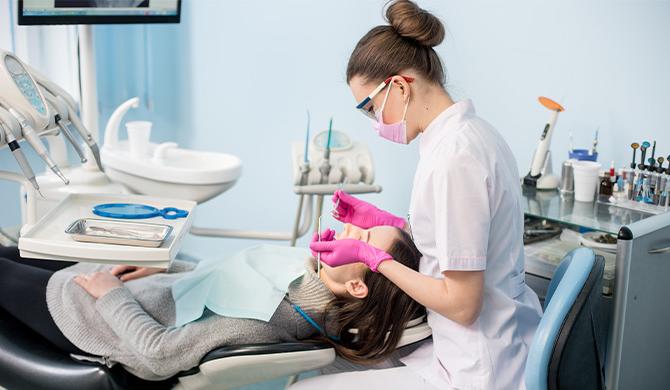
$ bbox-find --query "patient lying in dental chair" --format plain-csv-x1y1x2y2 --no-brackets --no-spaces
0,224,423,381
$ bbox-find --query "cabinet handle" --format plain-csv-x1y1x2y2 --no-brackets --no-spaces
649,246,670,254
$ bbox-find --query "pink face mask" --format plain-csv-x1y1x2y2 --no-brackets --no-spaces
374,80,410,145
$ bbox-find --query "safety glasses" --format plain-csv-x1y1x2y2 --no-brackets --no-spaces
355,75,414,120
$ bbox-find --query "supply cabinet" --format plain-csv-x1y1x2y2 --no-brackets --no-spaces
522,188,670,389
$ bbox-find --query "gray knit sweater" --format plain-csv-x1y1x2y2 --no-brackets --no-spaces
46,259,335,380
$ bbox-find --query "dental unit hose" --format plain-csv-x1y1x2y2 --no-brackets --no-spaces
9,108,69,184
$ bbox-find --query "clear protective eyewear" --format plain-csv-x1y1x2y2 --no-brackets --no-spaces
355,75,414,120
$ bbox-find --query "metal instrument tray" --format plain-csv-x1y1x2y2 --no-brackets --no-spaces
65,218,172,248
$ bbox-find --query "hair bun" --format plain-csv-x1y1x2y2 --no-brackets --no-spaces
385,0,445,47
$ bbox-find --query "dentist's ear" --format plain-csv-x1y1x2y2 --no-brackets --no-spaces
344,279,369,299
391,76,411,102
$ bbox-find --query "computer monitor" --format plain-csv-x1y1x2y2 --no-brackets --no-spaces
18,0,181,25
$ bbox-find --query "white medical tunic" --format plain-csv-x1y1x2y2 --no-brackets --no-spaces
401,100,542,389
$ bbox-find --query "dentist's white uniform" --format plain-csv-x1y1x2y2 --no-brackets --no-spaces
291,100,542,389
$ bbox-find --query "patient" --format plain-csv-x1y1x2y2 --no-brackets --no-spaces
0,224,423,381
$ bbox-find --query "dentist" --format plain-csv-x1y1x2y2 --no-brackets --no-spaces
299,1,542,389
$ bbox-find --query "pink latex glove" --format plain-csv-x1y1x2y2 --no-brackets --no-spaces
332,190,405,229
309,239,393,272
310,228,336,258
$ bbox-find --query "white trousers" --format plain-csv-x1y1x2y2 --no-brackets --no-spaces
289,366,439,390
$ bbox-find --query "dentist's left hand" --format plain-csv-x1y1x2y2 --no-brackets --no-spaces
74,272,123,299
310,228,336,258
110,265,165,281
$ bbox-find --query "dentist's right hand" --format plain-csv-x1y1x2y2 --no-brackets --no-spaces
310,239,393,272
332,190,406,229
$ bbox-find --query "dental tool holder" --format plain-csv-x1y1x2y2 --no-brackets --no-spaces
291,140,375,186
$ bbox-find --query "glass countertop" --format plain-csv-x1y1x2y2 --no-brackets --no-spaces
521,187,655,235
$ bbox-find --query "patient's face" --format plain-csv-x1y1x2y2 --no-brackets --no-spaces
319,224,399,294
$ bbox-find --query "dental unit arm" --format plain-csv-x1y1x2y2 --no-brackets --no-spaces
28,63,104,171
0,50,73,184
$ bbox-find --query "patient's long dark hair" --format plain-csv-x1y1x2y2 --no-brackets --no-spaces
322,228,425,364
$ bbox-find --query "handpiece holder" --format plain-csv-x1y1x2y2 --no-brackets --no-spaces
0,170,37,234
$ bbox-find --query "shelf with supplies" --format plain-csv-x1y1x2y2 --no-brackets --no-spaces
521,186,656,235
521,184,670,389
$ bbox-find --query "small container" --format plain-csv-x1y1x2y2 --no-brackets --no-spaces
560,160,574,194
573,161,601,202
569,149,598,162
65,218,172,248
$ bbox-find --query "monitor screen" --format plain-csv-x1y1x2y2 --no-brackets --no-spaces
18,0,181,25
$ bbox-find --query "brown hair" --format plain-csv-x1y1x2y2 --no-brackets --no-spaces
322,228,425,364
346,0,447,86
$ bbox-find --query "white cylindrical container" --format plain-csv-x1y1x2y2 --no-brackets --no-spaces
573,161,602,202
126,121,152,158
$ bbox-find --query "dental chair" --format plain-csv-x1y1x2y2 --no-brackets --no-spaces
524,247,606,390
0,308,431,390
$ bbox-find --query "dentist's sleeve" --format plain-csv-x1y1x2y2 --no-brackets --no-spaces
433,150,491,271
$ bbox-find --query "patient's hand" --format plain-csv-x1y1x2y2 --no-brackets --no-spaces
74,272,123,299
110,265,165,282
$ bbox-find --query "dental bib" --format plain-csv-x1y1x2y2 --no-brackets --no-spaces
172,245,310,326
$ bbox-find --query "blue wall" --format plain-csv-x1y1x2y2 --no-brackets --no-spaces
119,0,666,259
2,1,668,246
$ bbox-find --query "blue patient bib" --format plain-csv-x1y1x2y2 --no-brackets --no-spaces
172,245,310,326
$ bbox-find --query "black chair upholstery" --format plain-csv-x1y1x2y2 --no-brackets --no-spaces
0,308,176,390
0,307,331,389
548,255,606,390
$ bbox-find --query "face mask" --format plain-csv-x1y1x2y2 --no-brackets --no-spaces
374,80,410,145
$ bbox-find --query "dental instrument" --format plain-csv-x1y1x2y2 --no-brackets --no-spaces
569,131,574,153
331,182,345,220
0,118,40,194
300,110,311,186
523,96,564,190
319,118,333,184
8,108,69,184
630,143,639,169
64,100,104,171
317,216,322,274
589,128,599,156
65,218,173,248
650,140,657,163
639,141,650,170
42,89,88,163
30,68,104,171
53,113,87,163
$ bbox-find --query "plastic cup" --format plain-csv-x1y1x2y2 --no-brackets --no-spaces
126,121,152,158
572,161,601,202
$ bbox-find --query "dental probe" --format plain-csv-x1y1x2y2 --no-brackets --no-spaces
0,120,40,194
317,216,322,274
8,108,69,184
